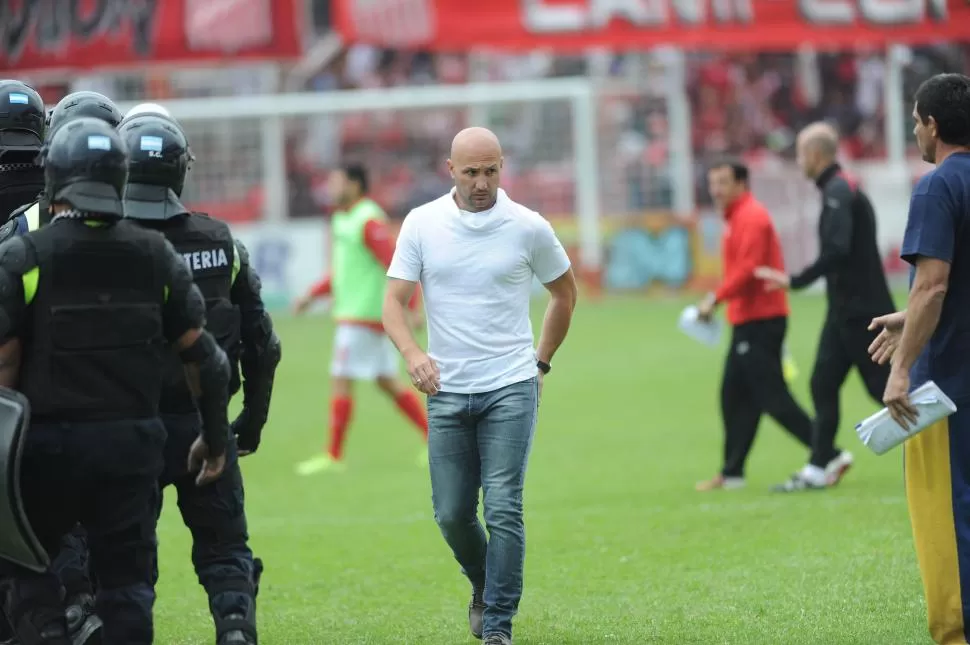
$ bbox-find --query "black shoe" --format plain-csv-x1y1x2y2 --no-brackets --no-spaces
252,558,264,600
65,594,102,645
468,586,485,640
217,614,256,645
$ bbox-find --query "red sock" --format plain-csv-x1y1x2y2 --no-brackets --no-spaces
394,391,428,439
328,396,353,460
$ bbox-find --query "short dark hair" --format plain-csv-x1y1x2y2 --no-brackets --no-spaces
343,163,368,194
915,73,970,147
708,158,749,184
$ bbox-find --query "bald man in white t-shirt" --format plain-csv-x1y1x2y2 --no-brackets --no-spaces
383,128,577,645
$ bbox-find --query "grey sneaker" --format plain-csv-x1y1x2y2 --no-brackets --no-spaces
65,594,102,645
468,586,486,640
483,635,511,645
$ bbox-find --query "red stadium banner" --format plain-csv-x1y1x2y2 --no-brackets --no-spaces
334,0,969,51
0,0,304,72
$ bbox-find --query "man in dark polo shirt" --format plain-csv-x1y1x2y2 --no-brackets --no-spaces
869,73,970,645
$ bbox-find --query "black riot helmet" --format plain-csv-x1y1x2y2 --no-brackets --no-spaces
117,113,192,220
0,80,46,158
47,91,123,139
42,117,128,217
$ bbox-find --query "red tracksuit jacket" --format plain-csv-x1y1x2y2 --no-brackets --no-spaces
714,192,789,326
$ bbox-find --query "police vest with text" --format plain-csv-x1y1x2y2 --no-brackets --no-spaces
151,212,241,413
21,220,171,422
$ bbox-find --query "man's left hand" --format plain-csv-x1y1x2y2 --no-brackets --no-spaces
754,266,791,291
537,371,544,407
884,367,918,430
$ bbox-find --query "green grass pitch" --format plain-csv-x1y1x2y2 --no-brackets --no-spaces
153,293,930,644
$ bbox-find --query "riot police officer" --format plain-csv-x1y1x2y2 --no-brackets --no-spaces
0,117,231,645
117,110,279,644
0,81,45,225
0,77,46,645
4,90,124,237
0,81,99,645
0,90,126,645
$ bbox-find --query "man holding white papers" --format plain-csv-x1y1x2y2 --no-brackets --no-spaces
869,73,970,645
694,160,815,492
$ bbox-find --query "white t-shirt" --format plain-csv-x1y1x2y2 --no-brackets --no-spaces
387,188,571,394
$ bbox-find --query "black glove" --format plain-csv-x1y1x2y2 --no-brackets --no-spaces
232,407,263,454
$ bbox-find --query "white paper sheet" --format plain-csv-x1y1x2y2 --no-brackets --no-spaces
855,381,957,455
677,305,723,347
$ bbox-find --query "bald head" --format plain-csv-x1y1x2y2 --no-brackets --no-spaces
448,127,504,212
796,122,840,180
799,122,839,158
450,127,502,160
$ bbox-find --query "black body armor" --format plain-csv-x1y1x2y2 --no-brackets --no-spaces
19,220,172,422
146,213,241,412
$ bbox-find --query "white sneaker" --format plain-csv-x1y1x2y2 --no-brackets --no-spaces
824,451,854,486
771,465,827,492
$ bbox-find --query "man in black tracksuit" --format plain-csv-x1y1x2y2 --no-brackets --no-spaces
757,122,895,492
117,108,279,645
0,117,230,644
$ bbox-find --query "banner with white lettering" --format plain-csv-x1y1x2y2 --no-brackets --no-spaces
334,0,966,51
0,0,304,72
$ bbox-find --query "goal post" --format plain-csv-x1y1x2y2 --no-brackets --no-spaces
117,78,604,277
115,72,700,304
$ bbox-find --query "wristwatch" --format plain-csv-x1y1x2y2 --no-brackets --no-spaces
537,360,551,375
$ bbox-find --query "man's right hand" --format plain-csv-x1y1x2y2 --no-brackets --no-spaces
404,347,440,395
696,293,716,322
868,310,907,365
187,437,227,486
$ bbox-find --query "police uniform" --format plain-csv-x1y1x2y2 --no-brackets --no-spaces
118,111,279,645
0,77,46,645
0,92,127,645
0,118,231,645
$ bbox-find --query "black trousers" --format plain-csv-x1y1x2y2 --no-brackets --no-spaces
155,413,258,643
808,315,889,467
721,316,815,477
0,420,164,645
27,414,260,643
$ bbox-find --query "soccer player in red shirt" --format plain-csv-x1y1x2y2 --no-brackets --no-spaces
293,165,426,474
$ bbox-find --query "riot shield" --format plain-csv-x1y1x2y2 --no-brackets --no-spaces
0,387,46,572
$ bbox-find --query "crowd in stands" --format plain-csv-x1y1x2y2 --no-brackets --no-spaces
292,44,969,215
27,43,970,221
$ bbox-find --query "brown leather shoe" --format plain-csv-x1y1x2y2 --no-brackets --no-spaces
695,474,745,491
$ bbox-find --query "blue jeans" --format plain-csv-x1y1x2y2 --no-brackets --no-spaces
427,377,539,639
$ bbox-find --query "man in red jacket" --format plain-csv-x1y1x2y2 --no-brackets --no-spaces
695,160,816,491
